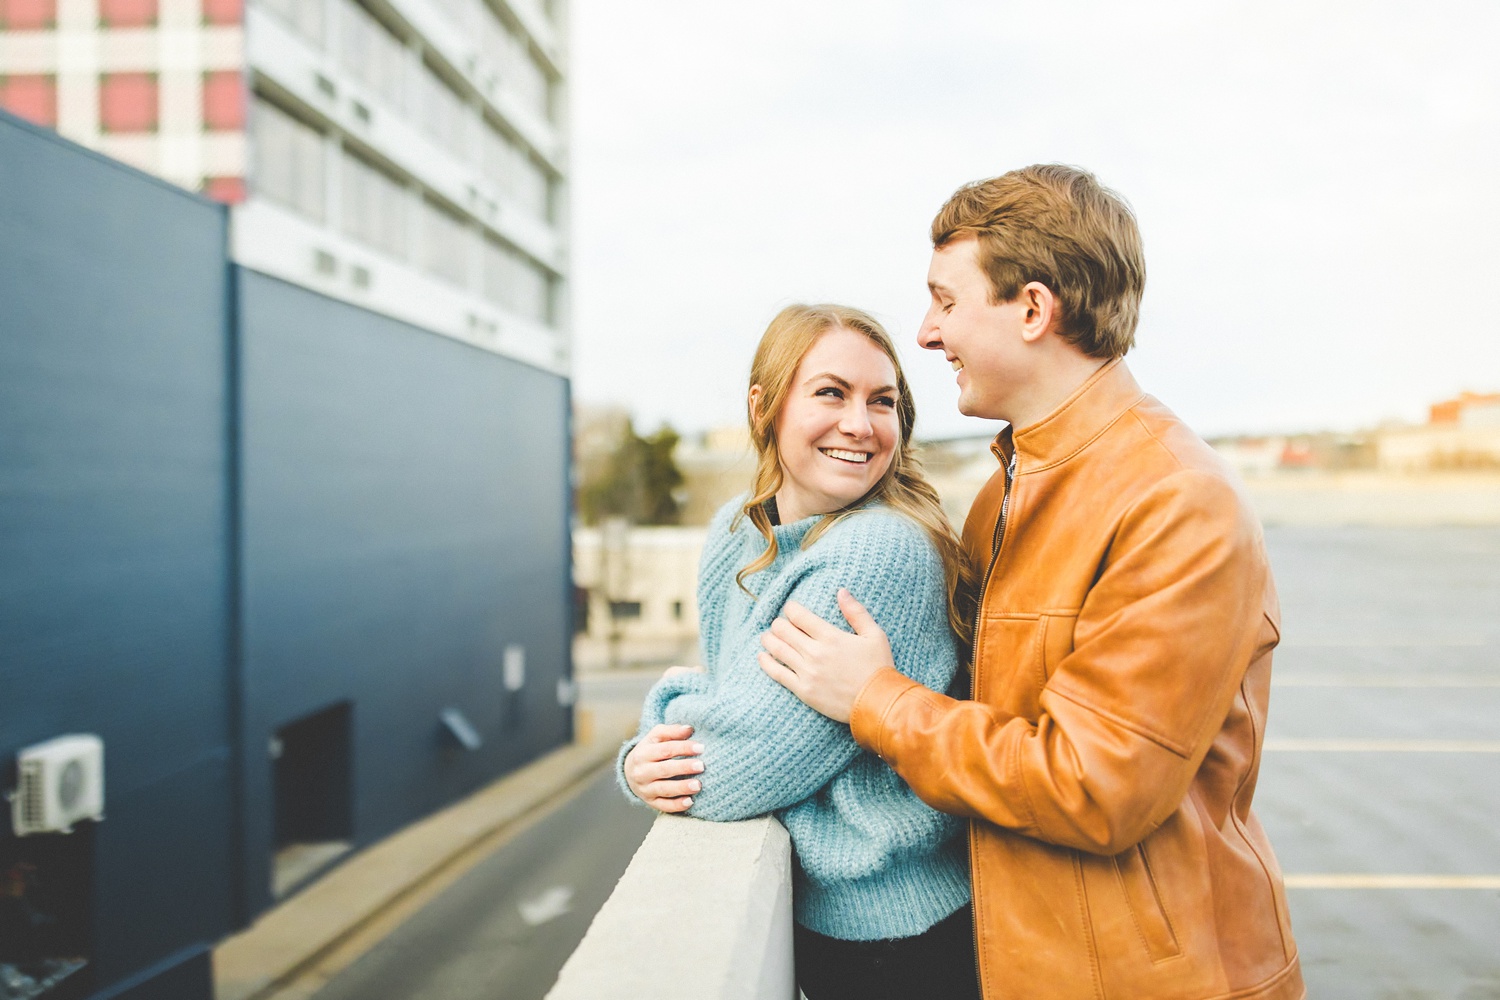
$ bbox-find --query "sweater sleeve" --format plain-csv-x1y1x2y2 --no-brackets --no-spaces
677,513,959,822
615,501,742,804
851,469,1274,855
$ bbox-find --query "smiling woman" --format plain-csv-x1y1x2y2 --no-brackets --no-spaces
616,304,981,1000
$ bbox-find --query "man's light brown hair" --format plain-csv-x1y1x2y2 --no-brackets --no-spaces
931,164,1146,359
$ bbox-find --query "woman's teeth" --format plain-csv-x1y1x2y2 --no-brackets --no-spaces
821,448,869,464
951,359,964,371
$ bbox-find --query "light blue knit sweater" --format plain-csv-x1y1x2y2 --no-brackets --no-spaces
619,497,970,941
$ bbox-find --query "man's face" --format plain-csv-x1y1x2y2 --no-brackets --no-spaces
918,237,1032,423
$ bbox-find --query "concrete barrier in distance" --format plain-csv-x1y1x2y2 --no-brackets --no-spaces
547,813,796,1000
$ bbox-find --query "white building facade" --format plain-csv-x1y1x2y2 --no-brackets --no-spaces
0,0,568,372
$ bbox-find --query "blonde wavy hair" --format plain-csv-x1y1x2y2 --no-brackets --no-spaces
733,304,977,648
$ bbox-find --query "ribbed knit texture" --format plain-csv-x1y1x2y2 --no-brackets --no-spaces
618,497,970,941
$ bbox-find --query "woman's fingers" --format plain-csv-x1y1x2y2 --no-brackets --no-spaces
638,738,703,762
645,723,695,742
760,625,801,670
639,775,701,800
645,756,703,782
646,794,693,813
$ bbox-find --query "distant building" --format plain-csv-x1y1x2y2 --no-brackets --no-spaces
1379,391,1500,472
675,424,756,526
1430,391,1500,428
0,0,568,371
573,523,704,669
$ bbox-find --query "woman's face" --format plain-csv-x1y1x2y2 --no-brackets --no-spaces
766,326,901,522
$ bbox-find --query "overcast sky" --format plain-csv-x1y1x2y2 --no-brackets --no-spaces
566,0,1499,441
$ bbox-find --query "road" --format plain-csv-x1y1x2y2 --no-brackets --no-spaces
311,526,1500,1000
1257,526,1500,999
308,764,655,1000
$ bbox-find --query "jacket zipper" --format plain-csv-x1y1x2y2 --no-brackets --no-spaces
968,448,1016,995
968,450,1017,670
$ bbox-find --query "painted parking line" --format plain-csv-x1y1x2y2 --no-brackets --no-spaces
1285,875,1500,889
1274,674,1500,687
1264,738,1500,752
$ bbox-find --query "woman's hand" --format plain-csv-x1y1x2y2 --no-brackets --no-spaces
624,724,705,813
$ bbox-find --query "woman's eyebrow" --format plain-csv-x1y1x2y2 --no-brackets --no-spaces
805,373,898,396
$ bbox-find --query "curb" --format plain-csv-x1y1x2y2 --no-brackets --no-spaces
214,709,634,1000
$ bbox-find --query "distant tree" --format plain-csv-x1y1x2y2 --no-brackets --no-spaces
576,411,684,526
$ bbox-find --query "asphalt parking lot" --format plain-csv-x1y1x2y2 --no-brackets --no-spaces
1257,526,1500,999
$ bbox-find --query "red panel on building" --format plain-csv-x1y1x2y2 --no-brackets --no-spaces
202,175,246,203
201,0,242,26
98,0,156,27
0,74,58,127
202,71,244,130
100,73,158,132
0,0,58,30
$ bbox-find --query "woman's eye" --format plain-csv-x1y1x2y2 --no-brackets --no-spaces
872,396,897,408
942,302,954,313
815,387,844,399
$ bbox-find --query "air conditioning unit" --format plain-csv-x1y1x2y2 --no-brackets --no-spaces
10,734,105,837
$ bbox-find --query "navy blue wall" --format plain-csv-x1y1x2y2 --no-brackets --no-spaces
236,271,573,913
1,110,574,996
0,114,236,987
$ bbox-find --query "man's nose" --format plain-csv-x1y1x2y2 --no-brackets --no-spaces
917,315,942,351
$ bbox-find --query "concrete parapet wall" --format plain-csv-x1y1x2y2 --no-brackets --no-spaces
547,813,796,1000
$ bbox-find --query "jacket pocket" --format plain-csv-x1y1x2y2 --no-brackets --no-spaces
1039,612,1077,681
1113,842,1182,963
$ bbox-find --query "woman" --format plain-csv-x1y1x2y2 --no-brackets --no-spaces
619,304,979,1000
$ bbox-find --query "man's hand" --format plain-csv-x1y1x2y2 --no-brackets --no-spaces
758,589,894,723
623,724,704,813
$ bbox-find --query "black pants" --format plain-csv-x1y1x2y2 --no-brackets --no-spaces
794,905,981,1000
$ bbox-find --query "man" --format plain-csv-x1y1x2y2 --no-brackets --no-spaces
758,164,1304,1000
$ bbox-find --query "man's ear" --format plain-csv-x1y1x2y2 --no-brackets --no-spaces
1018,281,1059,344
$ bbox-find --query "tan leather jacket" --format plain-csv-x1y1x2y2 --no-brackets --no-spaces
851,360,1303,1000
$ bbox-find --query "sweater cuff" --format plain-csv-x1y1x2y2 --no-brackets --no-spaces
850,667,920,759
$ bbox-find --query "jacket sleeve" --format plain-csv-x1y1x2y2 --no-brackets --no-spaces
850,469,1274,855
683,518,959,822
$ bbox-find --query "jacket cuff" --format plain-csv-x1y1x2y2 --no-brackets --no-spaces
850,667,920,758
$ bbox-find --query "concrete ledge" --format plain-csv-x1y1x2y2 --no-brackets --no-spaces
214,709,634,1000
546,814,795,1000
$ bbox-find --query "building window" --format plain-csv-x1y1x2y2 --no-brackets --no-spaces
482,237,551,325
609,601,642,620
672,601,684,620
0,74,57,127
99,72,158,132
339,0,405,112
201,175,246,203
251,97,325,220
479,8,550,120
259,0,324,46
342,150,407,259
202,0,241,26
481,122,550,222
98,0,156,27
202,71,244,130
416,60,468,158
0,0,57,30
419,197,469,287
503,26,550,122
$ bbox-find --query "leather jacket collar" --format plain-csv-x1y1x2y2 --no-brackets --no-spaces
990,357,1148,473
